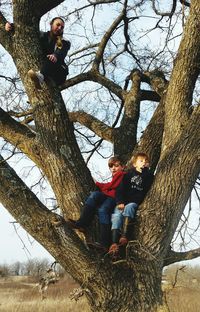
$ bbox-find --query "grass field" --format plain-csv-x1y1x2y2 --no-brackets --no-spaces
0,275,89,312
0,274,200,312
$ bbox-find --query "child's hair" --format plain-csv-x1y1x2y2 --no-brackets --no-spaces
50,17,65,25
131,152,149,165
108,155,123,168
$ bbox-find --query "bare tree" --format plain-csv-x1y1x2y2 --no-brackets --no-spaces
37,263,60,300
0,0,200,311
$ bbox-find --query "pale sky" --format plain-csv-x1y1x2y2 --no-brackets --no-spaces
0,203,54,264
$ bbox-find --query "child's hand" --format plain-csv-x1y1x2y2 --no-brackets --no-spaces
117,204,125,210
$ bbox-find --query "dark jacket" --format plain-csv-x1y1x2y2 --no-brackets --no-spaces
116,167,154,205
39,31,71,65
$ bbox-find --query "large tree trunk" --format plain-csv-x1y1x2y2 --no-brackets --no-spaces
65,257,167,312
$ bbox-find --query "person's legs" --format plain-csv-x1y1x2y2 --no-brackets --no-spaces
98,197,116,248
68,191,107,229
108,208,123,255
98,197,115,225
41,59,66,85
28,57,67,89
119,202,138,246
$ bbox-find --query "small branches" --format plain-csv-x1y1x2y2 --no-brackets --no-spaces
152,0,177,17
88,0,120,4
179,0,190,8
123,1,140,66
38,263,60,300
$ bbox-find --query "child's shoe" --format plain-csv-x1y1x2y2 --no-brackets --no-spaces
87,241,108,254
67,218,86,233
28,69,44,89
108,243,122,262
119,236,128,246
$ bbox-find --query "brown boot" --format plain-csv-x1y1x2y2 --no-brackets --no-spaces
67,219,86,233
119,236,128,246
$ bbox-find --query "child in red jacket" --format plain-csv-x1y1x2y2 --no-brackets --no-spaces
68,156,125,249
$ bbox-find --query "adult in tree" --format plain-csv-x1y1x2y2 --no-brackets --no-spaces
5,17,71,89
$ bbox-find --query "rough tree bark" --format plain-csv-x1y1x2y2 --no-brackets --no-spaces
0,0,200,311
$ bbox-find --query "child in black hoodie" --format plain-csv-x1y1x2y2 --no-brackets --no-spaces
109,152,154,257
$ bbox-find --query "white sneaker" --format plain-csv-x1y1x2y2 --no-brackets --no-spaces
28,69,44,89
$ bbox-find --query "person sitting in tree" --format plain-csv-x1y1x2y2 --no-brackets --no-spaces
109,152,154,258
5,17,70,89
68,156,126,250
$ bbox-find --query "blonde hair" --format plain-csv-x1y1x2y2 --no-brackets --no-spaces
131,152,149,165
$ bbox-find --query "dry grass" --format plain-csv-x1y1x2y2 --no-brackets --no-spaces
1,275,200,311
165,286,200,312
0,276,89,312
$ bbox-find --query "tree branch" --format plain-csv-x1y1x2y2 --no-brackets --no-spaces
164,248,200,266
152,0,177,17
140,90,160,102
134,99,165,171
69,111,114,142
88,0,120,3
142,70,169,97
61,70,125,100
137,105,200,258
179,0,190,8
0,154,96,283
32,0,65,19
128,71,167,169
0,107,36,153
92,8,125,71
162,0,200,152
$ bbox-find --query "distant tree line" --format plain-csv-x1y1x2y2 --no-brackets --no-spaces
0,258,65,278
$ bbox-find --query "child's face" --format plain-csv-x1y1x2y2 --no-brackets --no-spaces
109,161,123,176
133,157,147,172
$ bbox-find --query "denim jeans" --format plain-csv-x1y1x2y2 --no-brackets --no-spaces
77,191,116,227
111,202,138,230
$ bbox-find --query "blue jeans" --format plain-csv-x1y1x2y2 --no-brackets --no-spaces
111,202,138,230
77,191,116,227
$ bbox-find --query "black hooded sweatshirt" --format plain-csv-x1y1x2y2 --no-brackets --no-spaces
115,167,154,205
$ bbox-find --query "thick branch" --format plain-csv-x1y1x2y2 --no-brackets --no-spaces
132,98,165,171
163,0,200,152
140,90,160,102
92,9,125,71
0,108,37,154
0,154,96,284
129,70,168,169
61,70,125,100
69,111,114,142
164,248,200,266
142,70,168,97
23,0,65,19
137,106,200,258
